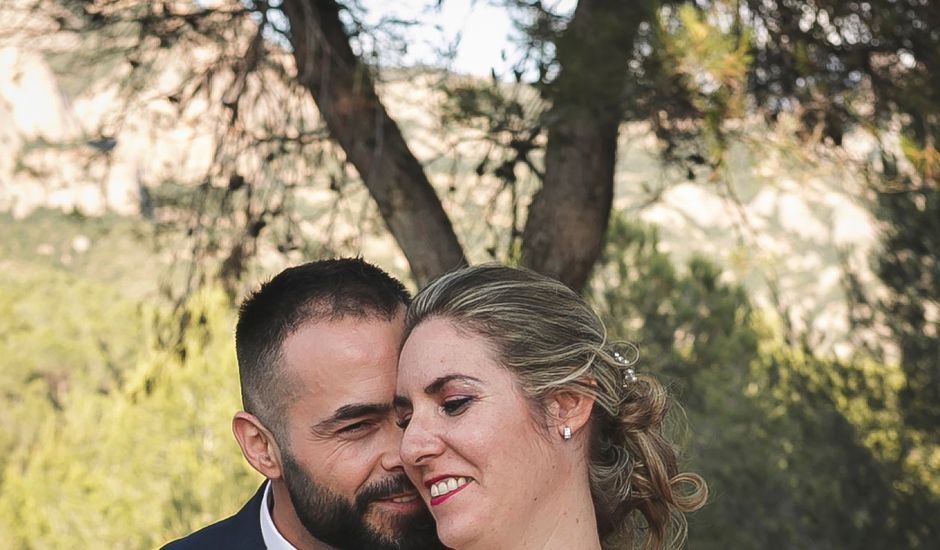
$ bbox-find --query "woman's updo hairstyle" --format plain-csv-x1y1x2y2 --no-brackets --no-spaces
405,264,707,549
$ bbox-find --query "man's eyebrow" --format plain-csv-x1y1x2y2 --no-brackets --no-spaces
424,374,483,395
312,402,391,433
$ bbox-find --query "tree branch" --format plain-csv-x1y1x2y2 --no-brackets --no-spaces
281,0,466,285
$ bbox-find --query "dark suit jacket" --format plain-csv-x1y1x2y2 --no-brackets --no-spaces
161,483,267,549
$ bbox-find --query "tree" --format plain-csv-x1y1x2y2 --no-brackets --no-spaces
8,0,937,292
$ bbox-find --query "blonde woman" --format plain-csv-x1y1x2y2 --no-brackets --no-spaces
394,264,706,550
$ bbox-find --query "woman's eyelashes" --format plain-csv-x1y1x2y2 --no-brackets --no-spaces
395,395,476,429
396,413,412,430
441,395,474,416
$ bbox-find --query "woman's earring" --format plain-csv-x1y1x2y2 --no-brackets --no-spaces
562,426,572,440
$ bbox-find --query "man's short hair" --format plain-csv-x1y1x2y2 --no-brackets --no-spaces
235,258,410,437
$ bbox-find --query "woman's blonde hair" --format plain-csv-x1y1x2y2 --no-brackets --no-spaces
405,264,707,549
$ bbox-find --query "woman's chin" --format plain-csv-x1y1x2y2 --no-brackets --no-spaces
434,517,483,550
438,530,472,550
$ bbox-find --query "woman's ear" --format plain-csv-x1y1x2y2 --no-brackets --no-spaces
548,389,595,440
232,411,284,479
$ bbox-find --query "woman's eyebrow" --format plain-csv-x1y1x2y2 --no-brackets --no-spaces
393,395,412,409
393,375,485,409
424,374,483,395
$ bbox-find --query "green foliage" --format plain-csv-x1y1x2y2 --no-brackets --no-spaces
590,215,757,391
724,345,937,548
590,215,940,548
440,81,532,134
741,0,940,147
0,263,144,476
660,4,752,163
874,172,940,440
0,272,259,549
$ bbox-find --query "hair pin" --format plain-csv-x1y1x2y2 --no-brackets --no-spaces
612,342,640,387
623,367,638,385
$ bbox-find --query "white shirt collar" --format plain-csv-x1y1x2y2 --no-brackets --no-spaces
260,480,299,550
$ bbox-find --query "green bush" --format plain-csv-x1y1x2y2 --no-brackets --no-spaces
0,272,258,549
590,215,939,548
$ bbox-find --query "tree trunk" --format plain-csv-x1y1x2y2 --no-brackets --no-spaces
281,0,466,286
521,0,645,291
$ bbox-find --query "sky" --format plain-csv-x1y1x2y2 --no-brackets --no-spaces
356,0,576,77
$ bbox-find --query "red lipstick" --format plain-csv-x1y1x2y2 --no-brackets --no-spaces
425,475,473,506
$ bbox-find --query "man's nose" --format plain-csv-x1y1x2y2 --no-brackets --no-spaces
379,425,408,472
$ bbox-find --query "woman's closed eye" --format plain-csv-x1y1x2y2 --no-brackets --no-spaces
395,396,474,429
442,396,474,416
395,413,412,430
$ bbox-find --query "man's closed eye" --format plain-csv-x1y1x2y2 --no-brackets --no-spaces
337,420,377,436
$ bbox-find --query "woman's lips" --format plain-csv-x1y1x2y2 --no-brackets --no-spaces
426,476,474,506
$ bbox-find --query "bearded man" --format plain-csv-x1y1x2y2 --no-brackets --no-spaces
162,258,445,550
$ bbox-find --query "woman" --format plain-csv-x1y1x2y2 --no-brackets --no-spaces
394,264,706,550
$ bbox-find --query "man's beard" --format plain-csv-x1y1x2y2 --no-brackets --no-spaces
280,451,447,550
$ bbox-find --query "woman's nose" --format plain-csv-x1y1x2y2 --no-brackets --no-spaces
399,412,445,467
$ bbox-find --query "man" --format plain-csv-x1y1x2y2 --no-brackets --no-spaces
163,258,445,550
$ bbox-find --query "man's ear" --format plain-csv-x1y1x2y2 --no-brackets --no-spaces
233,411,284,479
547,389,595,440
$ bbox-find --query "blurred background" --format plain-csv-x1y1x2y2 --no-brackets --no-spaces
1,0,938,547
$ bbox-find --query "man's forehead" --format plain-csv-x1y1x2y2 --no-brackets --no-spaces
282,312,402,356
279,314,402,414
